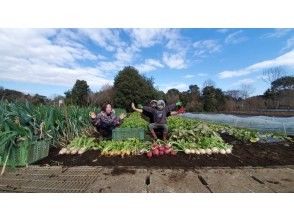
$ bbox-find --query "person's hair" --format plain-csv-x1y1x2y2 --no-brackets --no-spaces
101,103,112,112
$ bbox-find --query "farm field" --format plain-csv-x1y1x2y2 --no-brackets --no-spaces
1,101,293,192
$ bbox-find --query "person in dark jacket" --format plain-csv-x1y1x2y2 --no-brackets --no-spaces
132,100,179,141
90,103,126,139
142,100,157,123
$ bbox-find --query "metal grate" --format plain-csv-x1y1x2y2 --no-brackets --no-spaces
0,166,101,193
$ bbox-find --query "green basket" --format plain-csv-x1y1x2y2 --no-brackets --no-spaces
0,140,50,167
112,128,145,140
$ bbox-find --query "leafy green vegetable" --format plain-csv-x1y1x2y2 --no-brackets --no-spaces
121,112,148,130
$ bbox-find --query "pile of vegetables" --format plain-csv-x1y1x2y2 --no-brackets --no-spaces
59,135,97,155
169,123,232,154
97,138,150,157
146,141,177,158
120,112,148,129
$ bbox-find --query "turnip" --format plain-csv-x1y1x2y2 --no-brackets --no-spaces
71,149,78,155
125,150,131,156
152,148,159,156
184,149,191,154
159,146,165,152
191,149,196,154
165,148,172,154
146,151,152,158
195,150,200,155
212,147,219,154
199,149,206,154
59,148,67,155
78,148,86,155
225,148,232,154
220,149,226,154
205,149,212,155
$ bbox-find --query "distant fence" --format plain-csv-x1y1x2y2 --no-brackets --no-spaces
183,113,294,135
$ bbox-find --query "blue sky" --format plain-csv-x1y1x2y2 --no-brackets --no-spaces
0,28,294,98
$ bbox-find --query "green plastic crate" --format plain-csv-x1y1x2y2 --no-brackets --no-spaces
0,140,49,167
112,128,145,140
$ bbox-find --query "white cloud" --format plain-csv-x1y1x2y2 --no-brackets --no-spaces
162,52,187,69
193,39,221,57
281,37,294,52
0,29,112,89
197,73,208,77
233,78,255,86
218,50,294,78
129,29,166,48
184,74,195,79
78,29,125,52
184,73,207,78
225,30,248,44
129,29,190,70
159,83,188,92
262,29,292,38
135,58,164,72
128,28,183,51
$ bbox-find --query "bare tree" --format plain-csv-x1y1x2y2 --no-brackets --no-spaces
262,66,286,85
202,79,216,88
225,90,242,100
240,84,255,99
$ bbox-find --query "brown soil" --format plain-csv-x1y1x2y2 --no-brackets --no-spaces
36,135,294,168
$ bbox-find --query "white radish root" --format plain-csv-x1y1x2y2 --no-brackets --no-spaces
71,149,78,155
58,148,67,155
184,149,191,154
220,149,226,154
78,148,87,155
206,149,212,155
199,149,206,154
212,147,219,153
225,148,232,154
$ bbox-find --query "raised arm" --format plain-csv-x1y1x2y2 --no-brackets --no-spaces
90,112,101,126
131,102,143,113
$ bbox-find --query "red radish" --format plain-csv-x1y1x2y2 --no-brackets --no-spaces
164,145,171,150
152,148,159,156
165,148,172,154
146,151,153,158
159,151,164,155
159,146,165,151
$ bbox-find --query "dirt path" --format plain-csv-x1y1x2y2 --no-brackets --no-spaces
1,166,293,193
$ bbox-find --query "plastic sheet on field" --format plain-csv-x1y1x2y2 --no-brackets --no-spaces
183,113,294,135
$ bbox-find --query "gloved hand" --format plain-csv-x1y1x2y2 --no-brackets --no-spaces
176,101,182,106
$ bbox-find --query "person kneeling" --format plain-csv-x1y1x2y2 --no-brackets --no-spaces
132,100,177,141
89,103,126,139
